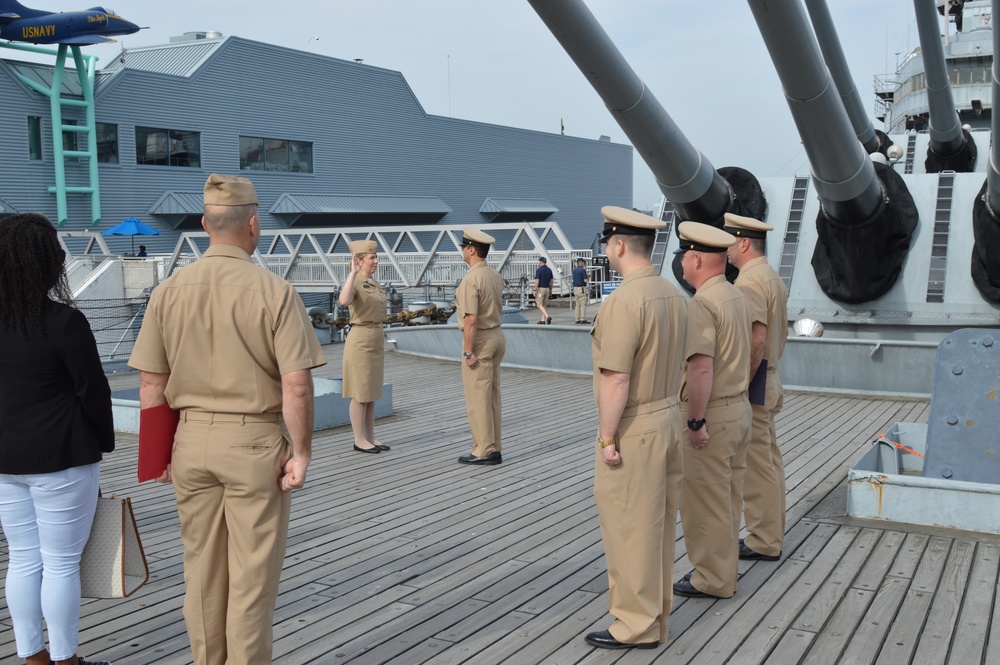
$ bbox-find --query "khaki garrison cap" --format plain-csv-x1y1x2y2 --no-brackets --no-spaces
598,206,665,243
348,239,378,255
204,174,258,207
674,221,737,254
723,212,773,240
462,227,496,249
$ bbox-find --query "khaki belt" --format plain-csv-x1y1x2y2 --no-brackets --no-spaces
181,410,280,424
622,396,678,418
350,321,383,328
706,394,748,409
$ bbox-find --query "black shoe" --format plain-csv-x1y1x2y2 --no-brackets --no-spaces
546,316,552,324
79,658,113,665
672,579,723,599
375,443,391,451
353,444,380,454
584,630,657,650
739,539,780,561
579,320,590,324
458,451,502,465
537,320,546,324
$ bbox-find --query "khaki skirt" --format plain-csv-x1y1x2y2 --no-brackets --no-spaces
342,325,385,401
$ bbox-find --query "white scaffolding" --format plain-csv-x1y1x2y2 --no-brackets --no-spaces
61,222,592,296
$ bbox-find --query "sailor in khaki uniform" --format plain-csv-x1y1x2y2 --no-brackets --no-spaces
725,213,788,560
128,174,326,665
585,207,687,651
673,221,753,600
340,239,389,454
455,227,506,465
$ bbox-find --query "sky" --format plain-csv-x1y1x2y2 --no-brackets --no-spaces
6,1,920,210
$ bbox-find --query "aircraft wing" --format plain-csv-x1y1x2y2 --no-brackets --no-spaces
58,34,116,45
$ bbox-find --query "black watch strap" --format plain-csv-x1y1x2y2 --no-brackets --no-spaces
687,418,706,431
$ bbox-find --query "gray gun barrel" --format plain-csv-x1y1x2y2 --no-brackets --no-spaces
914,0,966,157
988,0,1000,212
526,0,730,222
747,0,882,224
804,0,878,153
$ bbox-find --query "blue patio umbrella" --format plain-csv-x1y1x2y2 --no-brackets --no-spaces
102,217,161,255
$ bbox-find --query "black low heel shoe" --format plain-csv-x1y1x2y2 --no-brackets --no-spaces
375,443,391,451
353,444,380,454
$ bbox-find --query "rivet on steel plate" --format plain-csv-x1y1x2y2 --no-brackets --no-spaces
941,467,953,479
983,337,994,348
952,366,963,375
946,415,959,425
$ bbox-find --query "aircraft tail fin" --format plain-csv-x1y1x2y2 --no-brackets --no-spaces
0,1,42,20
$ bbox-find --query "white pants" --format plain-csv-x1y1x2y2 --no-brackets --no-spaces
0,463,100,660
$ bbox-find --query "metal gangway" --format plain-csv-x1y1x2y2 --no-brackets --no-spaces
60,221,593,300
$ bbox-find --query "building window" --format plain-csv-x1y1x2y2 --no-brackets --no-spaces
28,116,42,160
239,135,313,173
96,122,118,164
135,126,201,167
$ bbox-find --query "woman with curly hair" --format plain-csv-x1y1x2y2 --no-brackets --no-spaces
0,212,114,665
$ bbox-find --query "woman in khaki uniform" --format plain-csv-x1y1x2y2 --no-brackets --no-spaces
339,239,388,453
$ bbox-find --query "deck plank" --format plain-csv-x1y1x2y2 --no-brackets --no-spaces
2,343,998,665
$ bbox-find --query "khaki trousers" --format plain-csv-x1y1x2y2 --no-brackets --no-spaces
743,371,786,556
462,327,505,456
679,396,751,597
573,286,588,320
172,414,292,665
594,400,682,644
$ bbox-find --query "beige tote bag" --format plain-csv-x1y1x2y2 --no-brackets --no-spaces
80,493,150,598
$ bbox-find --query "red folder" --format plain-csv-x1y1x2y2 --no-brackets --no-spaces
138,403,179,482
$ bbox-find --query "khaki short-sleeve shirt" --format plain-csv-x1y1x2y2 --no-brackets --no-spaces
680,273,752,402
455,261,504,331
128,244,326,414
349,278,387,325
591,266,687,409
735,256,788,370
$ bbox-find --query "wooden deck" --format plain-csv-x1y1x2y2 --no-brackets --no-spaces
3,342,999,665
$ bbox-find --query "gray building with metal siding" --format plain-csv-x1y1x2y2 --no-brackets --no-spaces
0,34,632,252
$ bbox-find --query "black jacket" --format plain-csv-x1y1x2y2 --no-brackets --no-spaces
0,302,114,474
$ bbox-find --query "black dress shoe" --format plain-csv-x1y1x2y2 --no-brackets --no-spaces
375,443,391,451
353,444,380,454
672,579,723,599
584,630,657,650
739,539,780,561
457,451,502,465
546,316,552,324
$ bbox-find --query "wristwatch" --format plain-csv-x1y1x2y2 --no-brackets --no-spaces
598,435,617,448
463,352,473,359
687,418,706,431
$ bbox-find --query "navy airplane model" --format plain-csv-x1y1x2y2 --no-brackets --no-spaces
0,0,141,45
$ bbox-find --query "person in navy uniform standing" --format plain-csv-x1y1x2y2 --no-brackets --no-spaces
533,257,554,324
572,257,590,323
455,227,506,465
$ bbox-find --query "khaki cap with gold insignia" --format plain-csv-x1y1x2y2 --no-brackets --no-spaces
204,173,258,207
673,221,737,254
348,239,378,254
462,227,497,249
723,212,773,240
598,206,665,243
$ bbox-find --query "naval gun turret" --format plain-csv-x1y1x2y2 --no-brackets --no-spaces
748,0,919,304
804,0,892,158
971,0,1000,302
914,0,978,172
526,0,764,289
